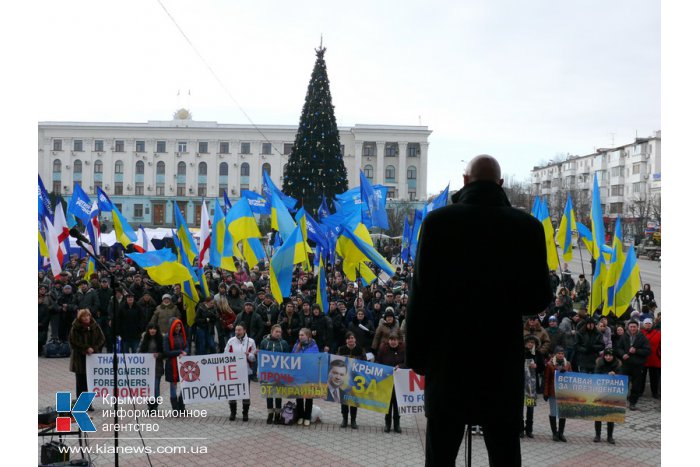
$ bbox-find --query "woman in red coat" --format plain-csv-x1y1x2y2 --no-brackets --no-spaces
641,318,661,399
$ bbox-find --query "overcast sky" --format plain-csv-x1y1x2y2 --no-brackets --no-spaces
36,0,660,194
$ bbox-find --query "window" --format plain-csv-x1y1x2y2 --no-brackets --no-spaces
262,143,272,155
198,184,207,196
407,143,420,157
53,159,62,173
340,144,345,157
134,204,143,218
178,141,187,153
241,162,250,176
409,190,417,201
240,183,249,192
633,182,644,193
262,163,271,175
156,140,166,153
156,183,165,196
219,162,228,176
135,182,144,195
219,142,229,154
633,163,642,174
177,183,186,196
73,140,83,152
387,188,396,199
609,202,624,214
177,162,186,175
52,181,61,193
283,143,293,155
198,162,207,176
407,166,417,179
385,143,398,157
135,161,145,175
135,141,145,152
53,140,63,151
114,160,123,174
364,165,374,178
94,140,104,152
198,142,209,154
385,165,395,180
156,161,165,175
611,185,624,196
362,142,376,157
73,160,82,174
240,142,251,154
219,185,228,197
93,181,102,193
114,182,123,195
611,166,623,177
114,140,125,152
93,160,103,173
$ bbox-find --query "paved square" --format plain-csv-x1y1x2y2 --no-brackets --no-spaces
38,357,660,466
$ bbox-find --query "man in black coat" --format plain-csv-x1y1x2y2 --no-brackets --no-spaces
406,155,551,467
614,320,650,410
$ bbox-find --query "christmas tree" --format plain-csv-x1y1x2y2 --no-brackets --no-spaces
283,45,348,214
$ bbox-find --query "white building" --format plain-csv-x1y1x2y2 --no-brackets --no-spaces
530,131,661,236
38,110,431,226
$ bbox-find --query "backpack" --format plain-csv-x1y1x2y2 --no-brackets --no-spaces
44,339,71,358
281,401,296,425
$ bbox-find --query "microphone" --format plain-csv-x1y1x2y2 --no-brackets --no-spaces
69,227,91,244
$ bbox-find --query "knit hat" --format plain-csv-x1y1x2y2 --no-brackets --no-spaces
603,348,615,356
548,316,558,323
384,307,395,318
643,318,653,325
554,346,565,354
161,294,172,300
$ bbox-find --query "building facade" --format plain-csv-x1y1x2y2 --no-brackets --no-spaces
38,110,431,226
530,131,661,237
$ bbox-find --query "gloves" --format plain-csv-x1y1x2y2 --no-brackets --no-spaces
543,395,549,401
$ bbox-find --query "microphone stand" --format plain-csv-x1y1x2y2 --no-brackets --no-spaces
72,237,121,467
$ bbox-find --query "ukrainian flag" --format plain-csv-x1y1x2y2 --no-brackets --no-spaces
227,198,262,241
590,174,606,261
556,194,576,262
173,203,199,267
270,226,306,303
603,218,624,315
317,255,328,314
337,223,395,278
270,191,297,242
126,249,194,285
535,197,559,271
589,256,608,315
612,245,642,317
97,187,137,248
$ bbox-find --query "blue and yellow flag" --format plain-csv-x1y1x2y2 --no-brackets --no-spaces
556,194,577,262
603,218,624,315
316,255,328,314
210,201,237,271
535,197,559,271
401,217,411,263
531,196,541,218
270,191,297,243
241,237,266,269
270,225,306,303
590,173,606,261
337,224,395,278
97,187,137,248
227,198,262,241
126,249,194,285
173,203,199,267
612,245,642,317
589,256,609,315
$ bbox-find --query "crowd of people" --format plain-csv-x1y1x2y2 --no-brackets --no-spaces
38,252,660,438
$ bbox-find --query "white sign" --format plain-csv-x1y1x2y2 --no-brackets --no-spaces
393,369,425,414
86,353,156,403
178,353,250,404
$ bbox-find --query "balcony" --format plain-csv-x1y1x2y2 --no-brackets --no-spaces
629,151,651,163
609,175,625,185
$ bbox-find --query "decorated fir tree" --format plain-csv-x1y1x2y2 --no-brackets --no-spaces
283,45,348,214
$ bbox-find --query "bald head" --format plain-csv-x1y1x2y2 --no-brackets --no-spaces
463,155,503,186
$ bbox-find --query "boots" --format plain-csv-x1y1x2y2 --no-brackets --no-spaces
242,403,250,422
341,414,348,428
557,418,567,442
273,411,282,425
594,421,602,442
229,401,237,421
384,414,391,433
607,422,615,444
267,410,274,424
549,416,559,441
393,416,402,434
170,397,179,411
178,396,186,416
525,417,534,438
350,413,358,429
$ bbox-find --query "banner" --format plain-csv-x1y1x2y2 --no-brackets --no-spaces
328,355,394,413
86,354,156,402
394,369,425,414
555,371,628,422
257,351,329,399
178,353,250,404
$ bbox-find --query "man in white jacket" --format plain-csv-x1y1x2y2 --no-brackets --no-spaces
225,323,257,421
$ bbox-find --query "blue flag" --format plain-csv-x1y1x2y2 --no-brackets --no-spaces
427,184,450,212
359,172,389,230
38,175,54,223
223,190,232,214
66,183,93,227
401,216,411,263
262,170,297,211
241,190,270,215
318,195,331,220
409,209,424,260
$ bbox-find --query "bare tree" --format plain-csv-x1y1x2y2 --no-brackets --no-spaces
385,201,415,237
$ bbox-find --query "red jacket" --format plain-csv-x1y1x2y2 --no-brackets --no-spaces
642,328,661,368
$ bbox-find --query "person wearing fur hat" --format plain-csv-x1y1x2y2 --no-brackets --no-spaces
372,308,403,353
544,347,572,441
594,349,622,443
149,294,182,337
69,309,105,405
575,317,605,373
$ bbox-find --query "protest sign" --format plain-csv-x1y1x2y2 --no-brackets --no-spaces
178,353,250,404
257,351,329,399
86,353,156,402
393,369,425,414
555,371,628,422
328,355,394,413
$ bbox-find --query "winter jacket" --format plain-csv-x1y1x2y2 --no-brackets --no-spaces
545,326,565,353
310,313,333,351
329,310,347,349
523,320,551,357
259,335,291,353
575,327,605,371
278,311,302,348
194,302,218,334
614,331,651,369
372,318,403,351
75,288,100,315
68,317,105,374
559,317,578,348
376,342,406,368
642,328,661,368
163,318,187,383
150,303,182,336
234,310,264,344
348,317,375,353
292,338,319,354
594,356,622,375
337,344,366,360
543,357,572,398
117,302,147,341
138,331,165,378
225,334,257,375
